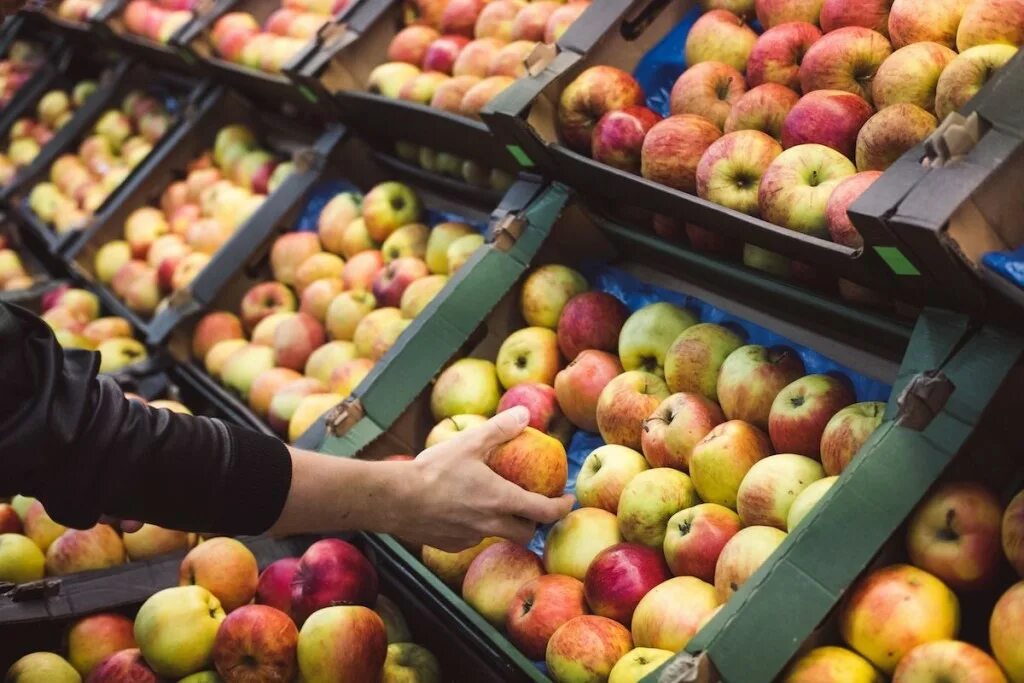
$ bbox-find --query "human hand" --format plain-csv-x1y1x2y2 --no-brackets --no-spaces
397,407,574,552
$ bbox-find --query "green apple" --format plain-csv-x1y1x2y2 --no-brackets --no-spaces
758,144,857,238
495,326,561,389
96,338,148,374
0,533,44,583
430,358,501,420
446,234,484,274
519,264,589,329
374,595,412,643
220,344,275,399
4,652,80,682
736,453,825,530
575,445,649,513
608,648,674,683
618,303,698,378
787,475,839,531
424,414,489,447
425,222,474,274
617,468,699,549
362,181,422,243
382,642,441,683
178,672,224,683
11,495,35,520
134,585,226,678
664,323,745,401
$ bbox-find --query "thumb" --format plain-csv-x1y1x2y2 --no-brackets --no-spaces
458,406,530,457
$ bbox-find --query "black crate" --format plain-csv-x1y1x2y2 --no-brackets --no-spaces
90,0,207,73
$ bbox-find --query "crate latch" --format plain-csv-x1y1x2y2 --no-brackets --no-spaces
895,369,955,431
492,213,526,252
525,42,557,77
657,652,714,683
325,396,365,437
3,578,62,602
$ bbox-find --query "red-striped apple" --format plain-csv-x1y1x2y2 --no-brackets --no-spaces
663,504,742,582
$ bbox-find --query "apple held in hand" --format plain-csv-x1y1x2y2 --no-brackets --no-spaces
664,323,745,402
596,371,670,450
618,468,699,549
584,542,669,625
685,10,758,71
670,62,747,130
714,525,787,601
781,646,884,683
462,541,544,628
557,66,645,153
297,605,387,683
641,114,723,194
907,482,1003,591
690,420,772,509
737,453,825,529
546,616,634,683
488,426,569,498
631,575,720,652
555,350,623,432
663,503,742,582
759,143,857,238
935,45,1019,121
430,358,501,419
591,106,662,174
557,291,628,361
747,22,822,91
544,507,623,581
697,130,783,216
840,564,960,673
496,326,561,389
135,585,226,679
507,574,588,660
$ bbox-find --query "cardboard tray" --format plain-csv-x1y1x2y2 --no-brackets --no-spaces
89,0,210,73
162,131,505,440
480,0,937,303
172,0,353,111
4,57,211,257
53,87,344,346
287,0,606,179
0,533,518,682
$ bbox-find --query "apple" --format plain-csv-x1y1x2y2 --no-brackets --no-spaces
666,66,743,136
736,453,825,529
240,281,297,331
327,358,374,397
0,504,21,534
382,643,441,682
445,233,484,273
300,277,345,324
786,474,838,530
506,574,588,660
685,10,758,71
475,0,525,40
826,171,883,253
462,540,544,628
489,40,539,79
94,240,133,285
353,306,405,359
575,444,649,513
96,338,148,374
45,524,125,575
782,90,874,162
425,222,475,275
204,339,248,380
873,42,957,114
497,383,561,432
373,594,412,644
609,648,674,683
452,39,502,78
724,84,800,142
545,1,588,42
381,223,429,264
211,604,298,682
399,71,452,104
584,543,669,625
557,66,645,153
252,311,296,346
82,317,133,347
0,533,44,583
325,291,376,342
221,344,276,399
430,358,501,419
554,350,623,433
289,392,344,442
368,61,422,99
249,367,303,418
291,538,378,625
267,378,327,435
305,340,357,385
4,653,79,682
667,500,744,582
591,106,662,174
893,640,1007,683
488,426,569,497
179,537,258,615
67,613,137,677
557,292,628,361
23,501,67,553
546,615,633,682
715,345,805,433
991,581,1024,681
821,0,891,34
544,507,623,582
907,482,1003,591
255,557,300,618
631,576,720,653
839,564,960,673
341,250,385,292
759,143,858,237
520,264,589,329
123,524,191,561
135,585,226,678
618,468,699,548
799,26,891,102
400,274,448,318
755,0,824,28
317,193,361,256
171,252,211,291
957,0,1024,50
511,1,559,41
84,648,162,681
618,303,697,378
856,103,937,172
421,537,502,589
714,525,787,602
425,414,488,447
663,323,745,402
439,0,483,35
295,253,346,295
459,75,516,116
388,25,440,64
935,45,1019,121
689,419,773,510
1003,490,1024,578
177,670,225,683
273,312,326,371
297,605,387,682
769,374,856,458
782,646,885,683
697,130,784,217
640,393,724,471
362,182,421,243
888,0,966,48
819,401,885,475
331,217,376,260
496,327,561,389
596,371,670,450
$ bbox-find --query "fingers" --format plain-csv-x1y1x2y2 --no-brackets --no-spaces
120,520,144,533
451,406,530,459
503,487,575,525
484,514,538,547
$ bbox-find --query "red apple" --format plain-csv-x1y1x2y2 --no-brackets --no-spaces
855,103,937,172
591,106,662,174
889,0,970,49
554,349,622,432
506,574,588,660
641,393,725,471
86,649,160,682
669,61,747,130
663,503,742,582
270,232,322,287
755,0,825,28
799,26,892,103
893,640,1008,683
557,66,645,153
641,114,723,194
273,312,326,371
422,34,469,74
291,538,379,625
768,374,856,458
596,371,671,451
511,1,560,41
821,0,892,35
724,83,801,141
1003,490,1024,577
782,90,874,160
296,605,387,683
256,557,300,619
67,613,137,678
440,0,483,36
212,604,298,682
240,281,297,332
716,344,806,431
583,543,670,625
497,382,561,432
556,291,628,361
0,504,22,534
462,541,544,628
372,257,429,308
819,401,885,475
546,615,633,683
452,38,503,77
387,25,440,65
474,0,525,41
488,427,569,498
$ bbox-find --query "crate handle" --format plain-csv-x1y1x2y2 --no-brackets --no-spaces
656,652,714,683
923,111,985,169
895,370,955,431
620,0,674,41
325,397,365,437
492,213,526,252
525,42,557,77
5,578,62,602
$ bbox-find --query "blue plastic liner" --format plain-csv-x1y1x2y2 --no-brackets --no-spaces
293,180,489,234
983,247,1024,291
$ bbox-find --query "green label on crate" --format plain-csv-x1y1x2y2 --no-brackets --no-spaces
178,49,196,65
874,246,922,276
299,85,319,104
506,144,534,168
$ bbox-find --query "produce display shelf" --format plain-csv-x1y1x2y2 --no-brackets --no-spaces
22,0,111,41
0,16,68,138
90,0,207,73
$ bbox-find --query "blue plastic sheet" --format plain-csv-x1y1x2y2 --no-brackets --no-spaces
632,6,701,116
983,247,1024,291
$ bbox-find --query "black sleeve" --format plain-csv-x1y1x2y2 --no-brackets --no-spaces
0,301,293,535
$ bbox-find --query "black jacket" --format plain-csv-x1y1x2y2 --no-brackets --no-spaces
0,302,291,534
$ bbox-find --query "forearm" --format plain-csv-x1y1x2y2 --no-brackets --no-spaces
268,449,411,537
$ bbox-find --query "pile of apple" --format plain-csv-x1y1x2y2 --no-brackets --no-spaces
0,238,36,291
0,40,45,110
121,0,195,45
782,480,1024,683
55,0,104,22
0,82,97,186
556,0,1022,288
4,537,442,682
188,181,481,443
27,90,174,236
90,124,291,317
369,0,589,118
209,0,349,75
402,262,884,681
393,139,517,191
